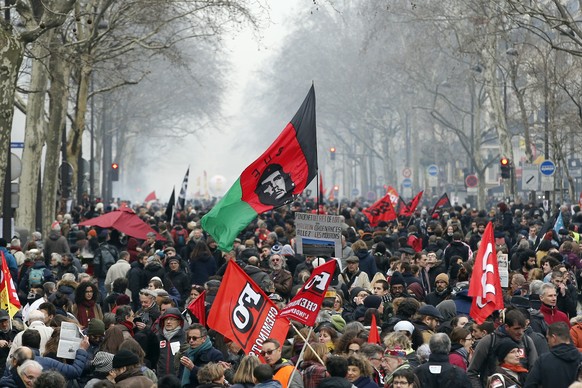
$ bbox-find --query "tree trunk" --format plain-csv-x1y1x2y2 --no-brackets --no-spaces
42,45,70,235
0,27,24,216
16,32,53,232
66,53,92,204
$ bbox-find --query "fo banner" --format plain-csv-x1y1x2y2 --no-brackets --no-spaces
279,259,336,326
207,261,289,356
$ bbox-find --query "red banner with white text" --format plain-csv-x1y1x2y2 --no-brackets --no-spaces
207,261,289,356
279,260,336,326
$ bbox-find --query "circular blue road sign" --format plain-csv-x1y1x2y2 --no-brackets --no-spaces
427,165,439,177
539,160,556,176
402,178,412,188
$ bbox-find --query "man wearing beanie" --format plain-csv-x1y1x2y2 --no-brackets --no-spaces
338,256,370,300
112,349,152,387
157,307,186,377
425,273,452,307
86,319,105,359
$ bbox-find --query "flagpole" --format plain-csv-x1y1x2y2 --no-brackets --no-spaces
287,326,321,388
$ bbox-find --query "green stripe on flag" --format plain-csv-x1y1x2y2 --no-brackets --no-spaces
200,178,258,252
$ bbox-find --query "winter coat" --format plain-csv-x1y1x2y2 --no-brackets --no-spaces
467,327,537,388
354,249,378,280
43,230,70,263
143,261,166,284
114,368,153,388
425,287,452,307
0,367,24,388
570,321,582,350
415,353,471,388
18,261,55,294
352,376,379,388
190,254,217,285
539,303,571,326
271,269,293,299
448,343,469,371
127,261,148,310
524,342,582,388
178,345,224,387
244,265,270,288
317,376,352,388
33,348,89,379
164,269,190,302
104,259,131,293
157,308,186,377
301,360,327,388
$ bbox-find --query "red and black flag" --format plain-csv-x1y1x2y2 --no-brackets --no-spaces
319,171,326,206
363,192,398,226
201,86,318,251
399,191,423,217
430,193,452,215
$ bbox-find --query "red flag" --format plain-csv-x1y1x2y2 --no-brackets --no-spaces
430,193,451,215
368,314,380,344
468,222,504,324
207,261,289,357
279,260,336,326
0,251,21,317
399,191,423,217
386,186,400,206
397,196,407,214
362,193,398,227
187,291,206,326
144,191,157,203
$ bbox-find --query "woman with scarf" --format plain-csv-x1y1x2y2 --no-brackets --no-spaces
72,281,103,328
448,327,472,371
178,323,224,387
487,339,528,388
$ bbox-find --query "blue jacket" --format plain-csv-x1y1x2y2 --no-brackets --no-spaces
0,367,23,388
355,249,378,280
0,248,18,283
32,348,89,379
179,346,223,387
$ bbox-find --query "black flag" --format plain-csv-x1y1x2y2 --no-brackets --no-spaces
165,187,175,223
177,167,190,211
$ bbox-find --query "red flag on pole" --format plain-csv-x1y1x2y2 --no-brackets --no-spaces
399,191,423,217
0,251,21,317
368,314,380,344
187,290,206,326
362,193,398,227
207,261,289,357
430,193,452,215
386,186,400,206
144,191,157,203
279,260,336,326
468,222,504,324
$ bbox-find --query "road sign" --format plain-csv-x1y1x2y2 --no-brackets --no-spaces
465,174,478,188
351,188,359,197
522,164,539,191
539,160,556,176
366,191,377,202
10,142,24,149
402,178,412,188
427,165,439,177
10,153,21,181
402,167,412,178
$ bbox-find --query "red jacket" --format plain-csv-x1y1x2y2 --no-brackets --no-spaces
540,303,571,327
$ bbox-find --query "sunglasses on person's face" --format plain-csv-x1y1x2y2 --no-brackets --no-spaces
187,335,204,341
260,347,279,356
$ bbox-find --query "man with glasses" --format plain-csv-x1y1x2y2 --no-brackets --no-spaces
360,343,385,386
178,323,223,387
381,346,411,388
260,338,303,388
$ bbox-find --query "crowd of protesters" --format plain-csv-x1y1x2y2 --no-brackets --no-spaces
3,197,582,387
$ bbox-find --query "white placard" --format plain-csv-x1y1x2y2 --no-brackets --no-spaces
497,253,509,288
57,322,83,360
295,213,342,258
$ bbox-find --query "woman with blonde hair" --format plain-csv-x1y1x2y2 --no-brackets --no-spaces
230,355,260,388
197,362,226,388
300,342,328,388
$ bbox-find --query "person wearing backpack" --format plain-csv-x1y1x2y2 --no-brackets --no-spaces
467,309,538,388
93,230,119,298
19,251,54,297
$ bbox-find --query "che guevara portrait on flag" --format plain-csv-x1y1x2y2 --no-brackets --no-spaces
254,163,296,206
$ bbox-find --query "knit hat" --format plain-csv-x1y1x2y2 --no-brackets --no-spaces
87,319,105,336
281,244,295,257
394,320,415,334
435,273,449,285
330,314,346,332
363,295,382,309
168,257,180,264
390,272,406,287
495,339,520,362
270,244,282,255
112,349,140,368
115,294,130,306
92,351,114,373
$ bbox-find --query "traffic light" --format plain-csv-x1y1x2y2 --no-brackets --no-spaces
111,162,119,181
500,157,511,179
330,147,336,161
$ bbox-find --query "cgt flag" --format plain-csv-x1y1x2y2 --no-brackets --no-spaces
468,222,504,324
279,259,336,326
201,86,317,251
207,261,289,356
0,251,21,317
363,192,398,227
386,186,400,207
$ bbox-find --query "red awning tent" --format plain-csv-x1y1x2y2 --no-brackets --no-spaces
78,207,165,241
